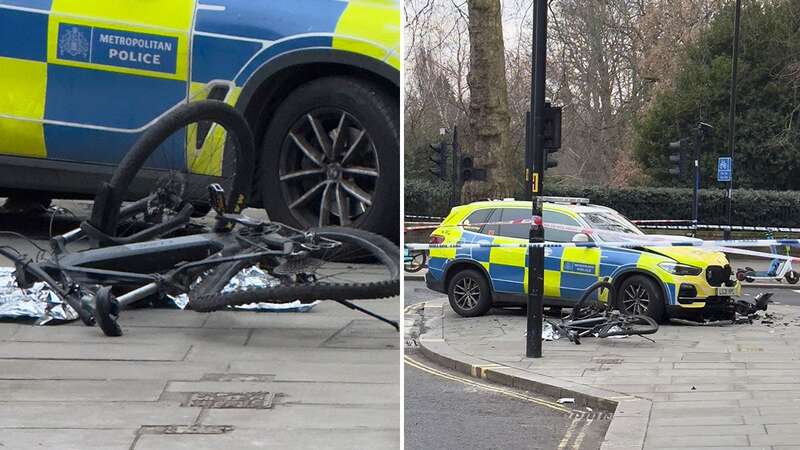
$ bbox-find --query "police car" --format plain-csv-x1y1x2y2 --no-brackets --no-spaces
0,0,399,238
425,198,741,319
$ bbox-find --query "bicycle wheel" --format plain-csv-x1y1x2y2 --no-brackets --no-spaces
569,279,611,320
404,250,427,273
597,314,658,338
188,226,400,312
88,100,255,241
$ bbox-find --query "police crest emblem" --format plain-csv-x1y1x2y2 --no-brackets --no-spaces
59,26,90,59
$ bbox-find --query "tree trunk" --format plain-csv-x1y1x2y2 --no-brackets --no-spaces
465,0,512,200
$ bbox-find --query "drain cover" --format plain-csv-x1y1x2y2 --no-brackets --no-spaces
594,358,623,364
201,373,274,382
183,392,275,409
139,425,233,435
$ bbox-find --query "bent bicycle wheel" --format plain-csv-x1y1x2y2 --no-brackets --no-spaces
404,250,427,273
188,226,400,312
597,315,659,338
89,100,255,241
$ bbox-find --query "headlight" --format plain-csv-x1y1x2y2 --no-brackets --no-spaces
658,262,702,276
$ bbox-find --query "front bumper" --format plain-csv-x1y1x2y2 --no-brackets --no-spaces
666,270,743,320
666,269,741,310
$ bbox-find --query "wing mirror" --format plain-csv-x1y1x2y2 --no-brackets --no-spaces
571,233,590,243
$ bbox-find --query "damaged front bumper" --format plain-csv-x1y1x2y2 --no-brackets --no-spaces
667,292,772,323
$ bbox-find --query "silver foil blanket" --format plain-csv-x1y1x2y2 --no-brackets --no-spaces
0,267,78,325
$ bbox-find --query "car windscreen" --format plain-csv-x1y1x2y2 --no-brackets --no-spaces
578,212,643,241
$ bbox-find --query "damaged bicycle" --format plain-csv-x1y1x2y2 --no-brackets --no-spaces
0,100,400,336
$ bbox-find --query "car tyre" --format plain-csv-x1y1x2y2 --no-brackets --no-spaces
259,76,399,240
616,274,665,321
448,269,492,317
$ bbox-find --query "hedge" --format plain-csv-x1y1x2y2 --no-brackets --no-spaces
405,180,800,227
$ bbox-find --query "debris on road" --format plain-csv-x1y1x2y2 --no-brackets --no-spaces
542,321,559,341
670,292,774,327
557,398,575,404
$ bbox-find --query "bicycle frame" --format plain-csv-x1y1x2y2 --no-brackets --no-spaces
0,213,305,324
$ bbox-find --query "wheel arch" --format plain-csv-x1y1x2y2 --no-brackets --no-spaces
234,49,398,201
443,259,493,295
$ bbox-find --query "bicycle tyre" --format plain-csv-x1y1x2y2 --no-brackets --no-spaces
404,250,427,273
597,314,658,338
569,279,612,320
89,100,255,237
189,226,400,312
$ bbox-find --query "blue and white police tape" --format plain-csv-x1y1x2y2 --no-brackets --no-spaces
405,238,800,251
637,224,800,233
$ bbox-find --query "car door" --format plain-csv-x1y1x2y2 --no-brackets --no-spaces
456,207,496,266
544,209,602,301
490,208,530,295
0,0,194,169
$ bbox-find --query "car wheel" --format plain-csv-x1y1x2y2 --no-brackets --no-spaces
447,269,492,317
259,76,399,240
616,275,665,320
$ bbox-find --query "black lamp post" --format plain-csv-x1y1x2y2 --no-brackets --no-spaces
526,0,548,359
725,0,742,239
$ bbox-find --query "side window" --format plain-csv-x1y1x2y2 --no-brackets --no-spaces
543,210,581,242
462,209,494,235
497,208,530,239
480,209,500,236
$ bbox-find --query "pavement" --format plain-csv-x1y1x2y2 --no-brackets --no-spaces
0,201,401,449
412,291,800,449
0,301,400,449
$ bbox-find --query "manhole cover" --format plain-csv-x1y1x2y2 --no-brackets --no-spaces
139,425,233,435
737,345,764,352
594,358,623,364
183,392,275,409
201,373,274,382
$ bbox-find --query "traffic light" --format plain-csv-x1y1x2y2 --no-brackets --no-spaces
668,138,688,176
429,142,447,180
542,104,562,169
459,156,487,181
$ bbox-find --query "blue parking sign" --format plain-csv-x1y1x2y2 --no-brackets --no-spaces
717,157,732,182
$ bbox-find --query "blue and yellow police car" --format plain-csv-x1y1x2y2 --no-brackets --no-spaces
425,198,741,319
0,0,399,238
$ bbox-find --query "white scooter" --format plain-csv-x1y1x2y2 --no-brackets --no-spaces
736,241,800,284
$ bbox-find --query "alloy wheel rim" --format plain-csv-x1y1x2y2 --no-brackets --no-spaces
279,109,379,228
622,283,650,315
454,277,481,310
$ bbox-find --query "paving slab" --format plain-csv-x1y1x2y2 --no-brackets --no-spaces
133,428,399,450
201,404,399,429
165,380,399,405
0,402,199,428
0,341,191,361
0,379,167,401
416,298,800,449
0,429,136,450
0,359,226,380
